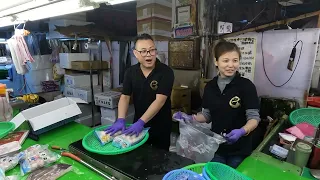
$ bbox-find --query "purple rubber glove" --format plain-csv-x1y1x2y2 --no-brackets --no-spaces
105,118,125,135
225,128,246,144
123,119,145,137
172,111,194,122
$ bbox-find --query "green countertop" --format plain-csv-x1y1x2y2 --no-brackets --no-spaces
6,122,104,180
237,152,310,180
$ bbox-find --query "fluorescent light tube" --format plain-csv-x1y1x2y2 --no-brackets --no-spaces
0,16,24,28
0,0,62,18
15,0,98,21
107,0,135,5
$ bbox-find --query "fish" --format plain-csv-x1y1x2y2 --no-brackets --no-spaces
27,163,72,180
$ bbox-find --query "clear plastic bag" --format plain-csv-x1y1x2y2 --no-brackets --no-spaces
112,128,150,149
19,144,60,175
0,153,20,172
176,121,226,163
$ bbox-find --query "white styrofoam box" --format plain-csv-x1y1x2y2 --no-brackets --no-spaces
27,55,52,70
78,104,99,118
64,86,76,97
59,53,89,69
100,104,135,121
75,113,101,127
64,74,98,87
101,113,135,126
94,91,122,109
101,117,114,126
10,97,87,131
25,68,53,86
74,86,106,103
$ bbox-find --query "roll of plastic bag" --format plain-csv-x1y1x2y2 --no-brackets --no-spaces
112,128,150,149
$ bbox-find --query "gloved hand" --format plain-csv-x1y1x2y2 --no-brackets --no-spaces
225,128,246,144
172,111,194,122
123,119,145,137
105,118,126,135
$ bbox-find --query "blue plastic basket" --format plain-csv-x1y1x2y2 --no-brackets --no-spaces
202,167,210,180
163,169,205,180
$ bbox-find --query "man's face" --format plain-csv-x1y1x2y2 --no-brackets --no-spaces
133,39,157,69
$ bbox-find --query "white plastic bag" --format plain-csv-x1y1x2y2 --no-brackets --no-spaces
176,121,226,163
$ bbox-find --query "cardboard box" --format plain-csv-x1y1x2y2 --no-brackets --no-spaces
94,91,122,109
136,2,172,21
137,17,172,40
71,61,109,70
59,53,89,69
64,74,98,87
75,86,106,103
10,97,86,131
64,86,76,97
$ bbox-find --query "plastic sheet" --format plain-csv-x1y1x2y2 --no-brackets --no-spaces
176,121,226,163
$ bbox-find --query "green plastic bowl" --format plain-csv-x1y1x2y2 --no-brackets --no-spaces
82,125,149,155
0,122,15,139
289,108,320,126
184,163,206,174
205,162,252,180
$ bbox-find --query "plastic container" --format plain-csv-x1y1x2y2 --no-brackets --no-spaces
204,162,252,180
184,163,206,174
289,108,320,127
162,169,204,180
0,122,15,139
294,142,312,168
82,125,149,155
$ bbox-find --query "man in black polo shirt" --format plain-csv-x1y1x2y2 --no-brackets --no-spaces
105,34,174,151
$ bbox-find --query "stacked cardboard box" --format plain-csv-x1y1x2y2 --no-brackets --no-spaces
136,0,172,40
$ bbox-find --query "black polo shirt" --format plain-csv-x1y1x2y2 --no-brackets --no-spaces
202,72,259,156
122,60,174,134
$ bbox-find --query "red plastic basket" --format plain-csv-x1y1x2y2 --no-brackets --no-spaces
308,97,320,108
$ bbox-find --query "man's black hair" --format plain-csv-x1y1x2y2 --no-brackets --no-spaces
134,33,154,48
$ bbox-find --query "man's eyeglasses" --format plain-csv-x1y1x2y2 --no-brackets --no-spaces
135,49,157,57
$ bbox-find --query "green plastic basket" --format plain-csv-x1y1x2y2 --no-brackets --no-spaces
82,125,149,155
184,163,206,174
204,162,252,180
0,122,15,139
289,108,320,126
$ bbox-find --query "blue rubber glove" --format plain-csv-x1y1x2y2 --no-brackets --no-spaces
172,111,194,122
225,128,246,144
123,119,145,137
104,118,125,135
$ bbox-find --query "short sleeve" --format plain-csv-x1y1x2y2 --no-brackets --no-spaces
242,80,260,110
202,84,211,109
156,68,174,96
122,68,132,96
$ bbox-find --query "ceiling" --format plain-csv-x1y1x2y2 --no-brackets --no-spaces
0,0,320,38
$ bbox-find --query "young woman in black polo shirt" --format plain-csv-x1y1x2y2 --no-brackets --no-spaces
173,41,260,168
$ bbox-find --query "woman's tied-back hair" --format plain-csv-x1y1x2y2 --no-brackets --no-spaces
214,40,241,60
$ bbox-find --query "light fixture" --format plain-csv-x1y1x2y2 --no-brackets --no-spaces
0,0,62,18
0,16,24,28
90,0,135,5
14,0,99,21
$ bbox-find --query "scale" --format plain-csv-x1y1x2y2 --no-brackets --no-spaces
69,140,194,180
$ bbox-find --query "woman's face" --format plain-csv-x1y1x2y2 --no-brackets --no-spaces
215,51,240,77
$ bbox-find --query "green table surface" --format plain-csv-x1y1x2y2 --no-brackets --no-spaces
6,122,104,180
237,152,311,180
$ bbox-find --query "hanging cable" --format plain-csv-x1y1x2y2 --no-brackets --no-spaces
261,31,303,87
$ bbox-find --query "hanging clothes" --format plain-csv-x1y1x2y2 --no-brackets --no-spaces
7,31,35,75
